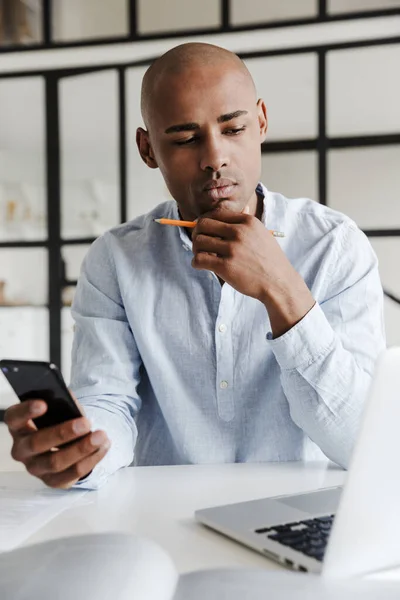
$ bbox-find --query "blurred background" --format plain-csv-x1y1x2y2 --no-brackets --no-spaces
0,0,399,413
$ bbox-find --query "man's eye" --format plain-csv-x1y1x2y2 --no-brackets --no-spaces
225,127,246,135
174,137,197,146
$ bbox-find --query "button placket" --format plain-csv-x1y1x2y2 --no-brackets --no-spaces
215,284,235,422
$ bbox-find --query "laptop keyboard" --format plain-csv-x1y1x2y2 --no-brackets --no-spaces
255,515,335,562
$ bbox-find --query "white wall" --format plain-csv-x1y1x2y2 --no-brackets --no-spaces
52,0,129,41
1,15,400,73
0,9,399,405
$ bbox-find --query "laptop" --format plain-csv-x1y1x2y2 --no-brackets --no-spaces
196,347,400,577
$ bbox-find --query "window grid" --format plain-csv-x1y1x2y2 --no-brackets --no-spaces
0,1,399,53
0,35,398,374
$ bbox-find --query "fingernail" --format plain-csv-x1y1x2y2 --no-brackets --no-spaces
73,419,89,435
91,431,104,445
32,401,45,414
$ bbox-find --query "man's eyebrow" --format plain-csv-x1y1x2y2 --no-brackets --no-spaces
164,110,249,134
165,122,199,134
217,110,248,123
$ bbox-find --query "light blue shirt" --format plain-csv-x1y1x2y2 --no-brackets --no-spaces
71,184,385,489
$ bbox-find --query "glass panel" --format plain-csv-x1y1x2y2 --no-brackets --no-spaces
261,151,318,201
369,237,400,347
0,307,49,403
327,44,400,137
0,77,46,242
0,0,42,47
0,248,47,306
245,54,317,140
126,67,173,221
61,245,89,307
328,0,400,14
328,146,400,229
231,0,318,26
62,306,74,383
52,0,128,42
60,245,89,380
60,70,120,239
138,0,220,34
62,245,90,282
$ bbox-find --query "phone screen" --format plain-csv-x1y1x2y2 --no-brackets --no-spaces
0,360,81,429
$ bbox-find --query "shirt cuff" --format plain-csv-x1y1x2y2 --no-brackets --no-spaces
266,302,335,371
72,404,133,490
73,464,109,490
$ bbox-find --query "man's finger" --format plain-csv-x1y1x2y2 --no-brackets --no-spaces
193,217,234,241
192,252,223,272
4,400,47,434
193,234,228,257
41,443,110,489
26,430,110,477
12,416,92,461
194,210,251,240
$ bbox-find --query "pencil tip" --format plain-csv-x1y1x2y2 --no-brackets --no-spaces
153,218,161,223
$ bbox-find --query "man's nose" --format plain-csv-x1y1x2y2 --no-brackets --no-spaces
199,137,229,172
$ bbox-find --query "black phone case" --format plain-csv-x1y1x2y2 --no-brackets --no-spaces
0,360,81,429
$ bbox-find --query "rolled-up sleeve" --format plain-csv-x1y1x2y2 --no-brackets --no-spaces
267,221,386,469
70,233,142,489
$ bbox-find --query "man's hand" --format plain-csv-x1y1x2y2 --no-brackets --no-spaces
192,209,315,337
4,399,110,489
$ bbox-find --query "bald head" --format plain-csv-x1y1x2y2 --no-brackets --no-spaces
141,43,256,128
136,42,267,219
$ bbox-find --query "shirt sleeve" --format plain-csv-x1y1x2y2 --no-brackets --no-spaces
69,232,142,490
266,220,386,469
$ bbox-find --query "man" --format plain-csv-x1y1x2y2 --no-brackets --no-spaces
5,43,385,489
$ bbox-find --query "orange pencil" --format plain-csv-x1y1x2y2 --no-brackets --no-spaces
154,218,285,238
154,218,196,228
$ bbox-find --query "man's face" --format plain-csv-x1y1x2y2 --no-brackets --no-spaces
140,66,267,221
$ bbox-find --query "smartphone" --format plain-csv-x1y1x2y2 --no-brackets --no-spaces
0,359,82,429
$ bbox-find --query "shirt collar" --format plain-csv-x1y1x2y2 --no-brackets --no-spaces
256,182,269,227
171,202,193,251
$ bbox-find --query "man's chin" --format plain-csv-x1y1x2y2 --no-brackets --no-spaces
202,198,244,214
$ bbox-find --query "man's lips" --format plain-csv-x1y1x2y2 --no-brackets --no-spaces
203,179,237,200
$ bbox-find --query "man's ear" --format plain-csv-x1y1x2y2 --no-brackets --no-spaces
257,99,268,143
136,127,159,169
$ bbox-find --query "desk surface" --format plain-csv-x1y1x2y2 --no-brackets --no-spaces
2,461,345,573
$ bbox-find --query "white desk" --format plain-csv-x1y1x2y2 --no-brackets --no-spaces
1,461,345,573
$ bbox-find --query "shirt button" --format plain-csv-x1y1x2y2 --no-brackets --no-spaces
208,272,214,280
220,380,228,389
218,324,227,333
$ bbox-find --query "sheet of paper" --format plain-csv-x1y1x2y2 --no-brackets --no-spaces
174,568,400,600
0,473,87,552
